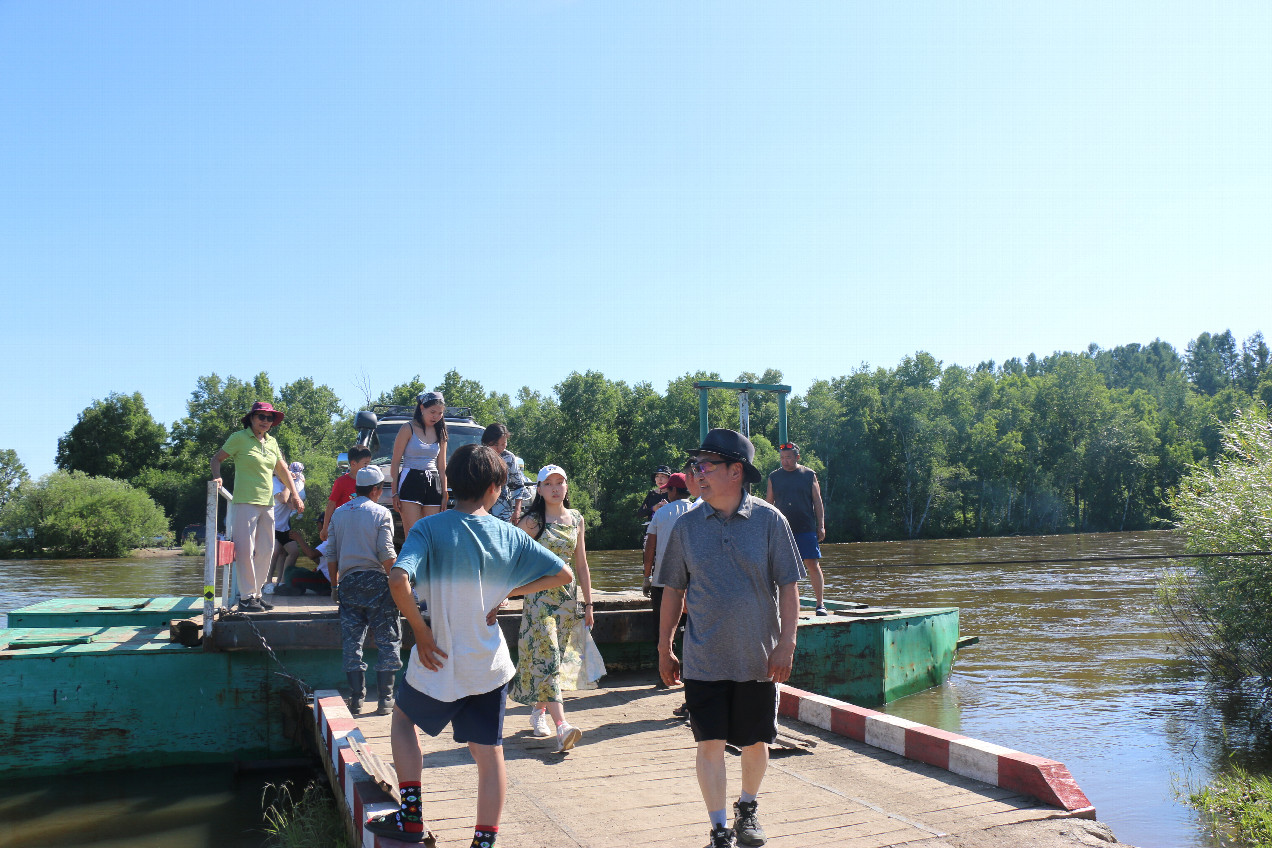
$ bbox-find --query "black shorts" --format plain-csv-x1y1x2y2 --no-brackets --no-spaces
683,679,779,747
398,468,444,507
274,529,291,546
396,680,507,746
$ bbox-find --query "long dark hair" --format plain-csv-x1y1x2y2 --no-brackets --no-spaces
413,399,448,445
521,490,571,541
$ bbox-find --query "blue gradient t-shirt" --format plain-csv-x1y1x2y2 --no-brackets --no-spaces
395,510,566,702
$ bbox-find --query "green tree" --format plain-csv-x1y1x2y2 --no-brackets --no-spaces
1159,404,1272,686
55,392,166,481
0,471,170,557
0,449,28,510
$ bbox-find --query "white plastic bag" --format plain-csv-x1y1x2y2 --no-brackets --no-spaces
577,625,607,688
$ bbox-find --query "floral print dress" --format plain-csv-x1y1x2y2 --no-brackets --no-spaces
509,510,589,704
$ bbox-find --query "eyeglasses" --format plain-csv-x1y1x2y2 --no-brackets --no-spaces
253,413,275,421
692,459,732,475
779,443,797,451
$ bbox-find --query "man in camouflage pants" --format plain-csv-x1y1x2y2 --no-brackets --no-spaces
329,464,402,715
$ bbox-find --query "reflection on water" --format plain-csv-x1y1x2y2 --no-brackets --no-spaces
0,531,1262,848
0,764,322,848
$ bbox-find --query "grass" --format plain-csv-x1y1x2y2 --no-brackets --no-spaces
1189,765,1272,847
180,538,203,556
261,780,352,848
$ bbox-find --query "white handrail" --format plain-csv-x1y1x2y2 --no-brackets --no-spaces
202,482,234,640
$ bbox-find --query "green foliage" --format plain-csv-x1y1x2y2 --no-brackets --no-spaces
41,327,1269,550
56,391,166,481
180,537,203,556
0,471,170,558
0,448,28,510
1187,764,1272,847
1158,405,1272,685
260,781,351,848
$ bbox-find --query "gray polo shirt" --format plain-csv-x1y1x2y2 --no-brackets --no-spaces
328,496,396,579
660,493,805,682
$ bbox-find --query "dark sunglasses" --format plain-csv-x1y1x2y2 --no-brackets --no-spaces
779,443,797,451
253,413,275,421
692,459,732,474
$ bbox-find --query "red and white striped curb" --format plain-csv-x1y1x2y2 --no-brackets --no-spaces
314,690,403,848
778,685,1095,818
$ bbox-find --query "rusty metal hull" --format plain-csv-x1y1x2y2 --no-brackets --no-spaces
0,624,351,780
789,607,960,707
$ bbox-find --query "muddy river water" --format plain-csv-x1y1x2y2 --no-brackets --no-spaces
0,530,1256,847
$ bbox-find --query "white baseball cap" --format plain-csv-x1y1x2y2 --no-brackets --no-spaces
537,464,568,483
356,465,385,486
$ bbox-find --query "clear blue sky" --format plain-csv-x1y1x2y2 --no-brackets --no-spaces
2,2,1268,478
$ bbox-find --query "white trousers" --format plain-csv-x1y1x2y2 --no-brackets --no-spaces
231,503,274,598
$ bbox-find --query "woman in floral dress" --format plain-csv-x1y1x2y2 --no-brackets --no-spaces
509,464,594,752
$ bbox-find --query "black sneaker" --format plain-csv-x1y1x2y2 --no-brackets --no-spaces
706,825,734,848
365,811,429,843
237,598,264,613
733,801,766,846
257,596,274,611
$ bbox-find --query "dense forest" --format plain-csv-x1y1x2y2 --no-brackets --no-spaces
27,329,1272,551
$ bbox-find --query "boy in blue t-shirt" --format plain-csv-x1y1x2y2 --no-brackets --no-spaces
367,444,573,847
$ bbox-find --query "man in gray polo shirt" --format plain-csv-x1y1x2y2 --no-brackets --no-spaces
329,464,401,715
658,429,805,848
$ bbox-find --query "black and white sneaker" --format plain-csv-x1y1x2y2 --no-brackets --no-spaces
706,826,734,848
733,801,766,846
256,595,274,611
237,597,264,613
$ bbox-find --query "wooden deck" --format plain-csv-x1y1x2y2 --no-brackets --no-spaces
342,672,1074,848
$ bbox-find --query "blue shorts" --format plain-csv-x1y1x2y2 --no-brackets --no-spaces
793,531,821,561
396,680,507,746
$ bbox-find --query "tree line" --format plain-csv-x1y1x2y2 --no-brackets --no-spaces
5,329,1269,554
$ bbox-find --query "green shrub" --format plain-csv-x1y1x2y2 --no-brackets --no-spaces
180,538,204,557
260,780,351,848
1189,764,1272,847
0,470,170,558
1158,404,1272,683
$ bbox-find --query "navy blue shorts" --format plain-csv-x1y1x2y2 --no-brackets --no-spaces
683,679,778,747
396,679,507,746
793,531,821,561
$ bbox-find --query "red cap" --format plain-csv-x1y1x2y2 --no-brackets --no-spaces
666,472,689,491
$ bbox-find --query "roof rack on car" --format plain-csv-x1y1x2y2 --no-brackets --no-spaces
369,403,474,421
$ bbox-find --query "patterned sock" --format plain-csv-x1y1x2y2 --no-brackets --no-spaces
472,824,498,847
739,790,757,803
709,809,727,829
398,782,424,834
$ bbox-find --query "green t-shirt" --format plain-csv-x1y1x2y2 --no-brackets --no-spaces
221,429,283,506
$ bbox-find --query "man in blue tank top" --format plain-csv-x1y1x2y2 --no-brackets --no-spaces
765,443,827,615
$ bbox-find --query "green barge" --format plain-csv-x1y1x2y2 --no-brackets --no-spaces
0,590,967,779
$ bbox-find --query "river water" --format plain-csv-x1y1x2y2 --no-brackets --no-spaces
0,531,1255,847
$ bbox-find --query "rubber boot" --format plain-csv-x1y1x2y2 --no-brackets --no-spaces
347,671,366,714
377,670,397,716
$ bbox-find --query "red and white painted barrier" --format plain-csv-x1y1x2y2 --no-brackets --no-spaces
314,690,404,848
778,685,1095,818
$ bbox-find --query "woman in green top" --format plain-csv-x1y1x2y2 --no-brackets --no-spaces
211,401,304,613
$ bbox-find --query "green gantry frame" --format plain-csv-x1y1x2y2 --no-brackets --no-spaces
692,380,792,445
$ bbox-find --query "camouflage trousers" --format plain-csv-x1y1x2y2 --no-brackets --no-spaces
338,570,403,673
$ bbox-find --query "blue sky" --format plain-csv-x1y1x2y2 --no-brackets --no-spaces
2,2,1268,478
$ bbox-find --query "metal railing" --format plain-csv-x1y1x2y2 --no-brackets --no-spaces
202,480,234,639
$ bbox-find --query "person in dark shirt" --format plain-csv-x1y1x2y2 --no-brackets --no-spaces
765,442,827,615
638,465,673,521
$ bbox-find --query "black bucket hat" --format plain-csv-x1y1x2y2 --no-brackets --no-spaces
687,429,762,485
651,465,673,484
